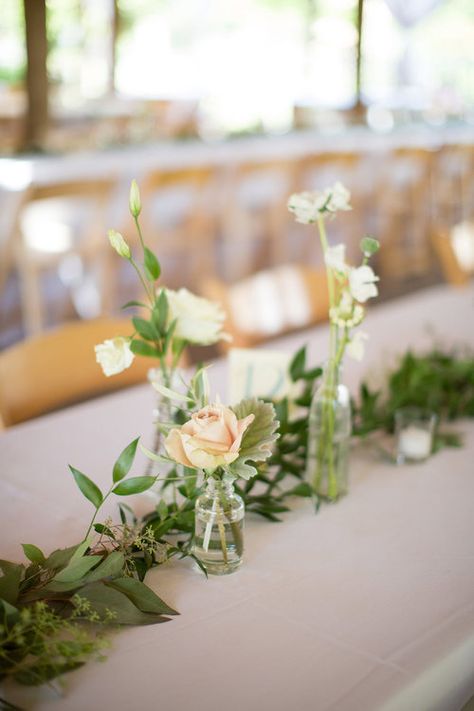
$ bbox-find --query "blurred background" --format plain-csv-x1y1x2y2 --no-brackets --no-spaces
1,0,473,354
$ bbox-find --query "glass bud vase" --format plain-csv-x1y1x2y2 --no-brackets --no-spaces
193,478,245,575
144,368,174,477
306,364,351,501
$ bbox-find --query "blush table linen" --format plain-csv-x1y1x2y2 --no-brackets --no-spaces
1,283,474,711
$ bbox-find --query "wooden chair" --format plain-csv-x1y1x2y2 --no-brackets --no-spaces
219,159,297,281
0,318,153,427
138,166,218,289
13,178,117,336
431,144,474,228
200,264,329,352
432,222,474,286
375,147,435,282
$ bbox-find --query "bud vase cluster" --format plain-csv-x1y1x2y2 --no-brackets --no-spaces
288,183,380,500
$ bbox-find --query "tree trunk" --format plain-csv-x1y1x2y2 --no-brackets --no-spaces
22,0,49,151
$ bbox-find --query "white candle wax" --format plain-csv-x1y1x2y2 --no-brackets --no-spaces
398,426,432,461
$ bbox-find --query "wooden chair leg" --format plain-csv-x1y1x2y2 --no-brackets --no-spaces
17,256,44,335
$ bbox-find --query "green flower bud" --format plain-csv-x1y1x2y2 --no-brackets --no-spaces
360,236,380,257
108,229,131,259
129,179,141,218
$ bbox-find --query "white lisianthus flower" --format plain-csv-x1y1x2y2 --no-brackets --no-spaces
129,179,141,218
95,337,134,377
108,230,131,260
325,243,348,274
347,331,369,361
165,288,230,345
288,183,351,224
330,291,364,328
326,182,352,213
287,191,327,224
349,265,379,303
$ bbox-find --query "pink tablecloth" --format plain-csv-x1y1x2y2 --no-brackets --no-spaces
1,283,474,711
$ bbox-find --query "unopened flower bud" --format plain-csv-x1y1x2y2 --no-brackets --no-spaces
129,179,141,218
108,229,131,259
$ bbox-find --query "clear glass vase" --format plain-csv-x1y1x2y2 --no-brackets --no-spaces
306,363,352,501
144,368,175,477
193,478,245,575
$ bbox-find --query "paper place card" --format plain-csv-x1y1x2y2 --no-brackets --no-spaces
228,348,294,403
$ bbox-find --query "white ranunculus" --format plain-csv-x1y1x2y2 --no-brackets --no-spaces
95,337,134,377
325,243,348,273
165,288,229,345
346,331,369,361
349,265,379,303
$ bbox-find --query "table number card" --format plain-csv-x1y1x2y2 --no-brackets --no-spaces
228,348,294,403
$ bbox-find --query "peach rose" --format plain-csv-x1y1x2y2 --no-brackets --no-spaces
165,403,254,472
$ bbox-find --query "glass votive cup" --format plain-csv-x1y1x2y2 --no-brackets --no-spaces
395,408,438,464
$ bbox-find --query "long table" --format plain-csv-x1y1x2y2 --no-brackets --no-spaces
1,283,474,710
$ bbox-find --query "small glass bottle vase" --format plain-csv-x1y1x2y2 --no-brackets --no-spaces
306,364,352,501
144,368,175,477
193,478,244,575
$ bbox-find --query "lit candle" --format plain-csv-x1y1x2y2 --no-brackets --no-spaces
398,426,432,461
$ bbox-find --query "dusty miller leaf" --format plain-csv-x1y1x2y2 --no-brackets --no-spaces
230,398,279,475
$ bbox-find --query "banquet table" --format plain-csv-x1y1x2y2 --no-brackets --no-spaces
1,283,474,711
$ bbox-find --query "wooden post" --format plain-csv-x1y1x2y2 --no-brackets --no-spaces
355,0,364,108
108,0,120,95
23,0,49,150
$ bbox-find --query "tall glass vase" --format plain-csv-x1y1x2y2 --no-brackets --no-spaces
306,364,351,501
193,478,244,575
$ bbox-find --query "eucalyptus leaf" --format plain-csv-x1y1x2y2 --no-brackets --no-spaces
112,476,156,496
53,555,102,583
0,563,24,605
84,552,125,583
78,582,171,625
106,577,178,615
44,544,79,571
113,437,139,483
69,466,103,509
21,544,45,566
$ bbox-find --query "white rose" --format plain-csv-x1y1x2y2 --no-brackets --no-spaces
325,243,348,273
165,288,229,345
347,331,369,361
349,265,379,303
95,337,134,377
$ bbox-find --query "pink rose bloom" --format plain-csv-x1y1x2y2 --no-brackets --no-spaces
165,403,254,471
